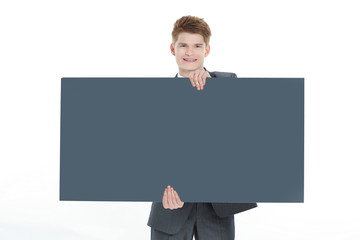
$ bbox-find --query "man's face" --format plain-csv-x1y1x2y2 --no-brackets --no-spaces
171,32,210,76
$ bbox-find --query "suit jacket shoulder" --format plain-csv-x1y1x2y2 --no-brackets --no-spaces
208,71,237,78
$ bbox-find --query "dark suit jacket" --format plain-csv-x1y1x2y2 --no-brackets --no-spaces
147,69,257,235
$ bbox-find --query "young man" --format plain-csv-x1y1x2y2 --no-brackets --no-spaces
147,16,257,240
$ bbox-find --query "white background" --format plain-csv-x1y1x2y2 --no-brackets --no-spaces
1,0,359,239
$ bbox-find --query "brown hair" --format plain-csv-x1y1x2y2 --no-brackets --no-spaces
172,16,212,46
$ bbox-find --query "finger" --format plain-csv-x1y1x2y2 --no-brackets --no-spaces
174,190,184,208
194,71,200,82
162,187,169,209
188,72,196,87
164,186,171,208
170,187,178,209
170,188,176,208
167,186,174,209
201,71,206,86
198,71,205,90
194,72,202,90
195,81,200,90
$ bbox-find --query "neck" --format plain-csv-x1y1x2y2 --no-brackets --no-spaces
179,66,204,77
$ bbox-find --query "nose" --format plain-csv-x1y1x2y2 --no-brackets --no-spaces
185,47,193,56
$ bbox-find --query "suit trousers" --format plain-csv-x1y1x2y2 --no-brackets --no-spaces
151,203,235,240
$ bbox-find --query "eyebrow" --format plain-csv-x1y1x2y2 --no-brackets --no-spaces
178,43,204,45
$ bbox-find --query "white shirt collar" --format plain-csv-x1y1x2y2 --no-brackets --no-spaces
177,73,185,78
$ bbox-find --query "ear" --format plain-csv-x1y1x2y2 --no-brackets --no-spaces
205,45,210,57
170,43,175,56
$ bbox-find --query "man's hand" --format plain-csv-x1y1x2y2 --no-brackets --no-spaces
188,69,211,91
162,185,184,210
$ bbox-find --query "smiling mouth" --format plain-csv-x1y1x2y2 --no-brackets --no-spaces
183,58,197,62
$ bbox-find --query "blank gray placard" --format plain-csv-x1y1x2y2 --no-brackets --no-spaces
60,78,304,202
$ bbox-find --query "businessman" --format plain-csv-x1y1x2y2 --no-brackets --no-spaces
147,15,257,240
